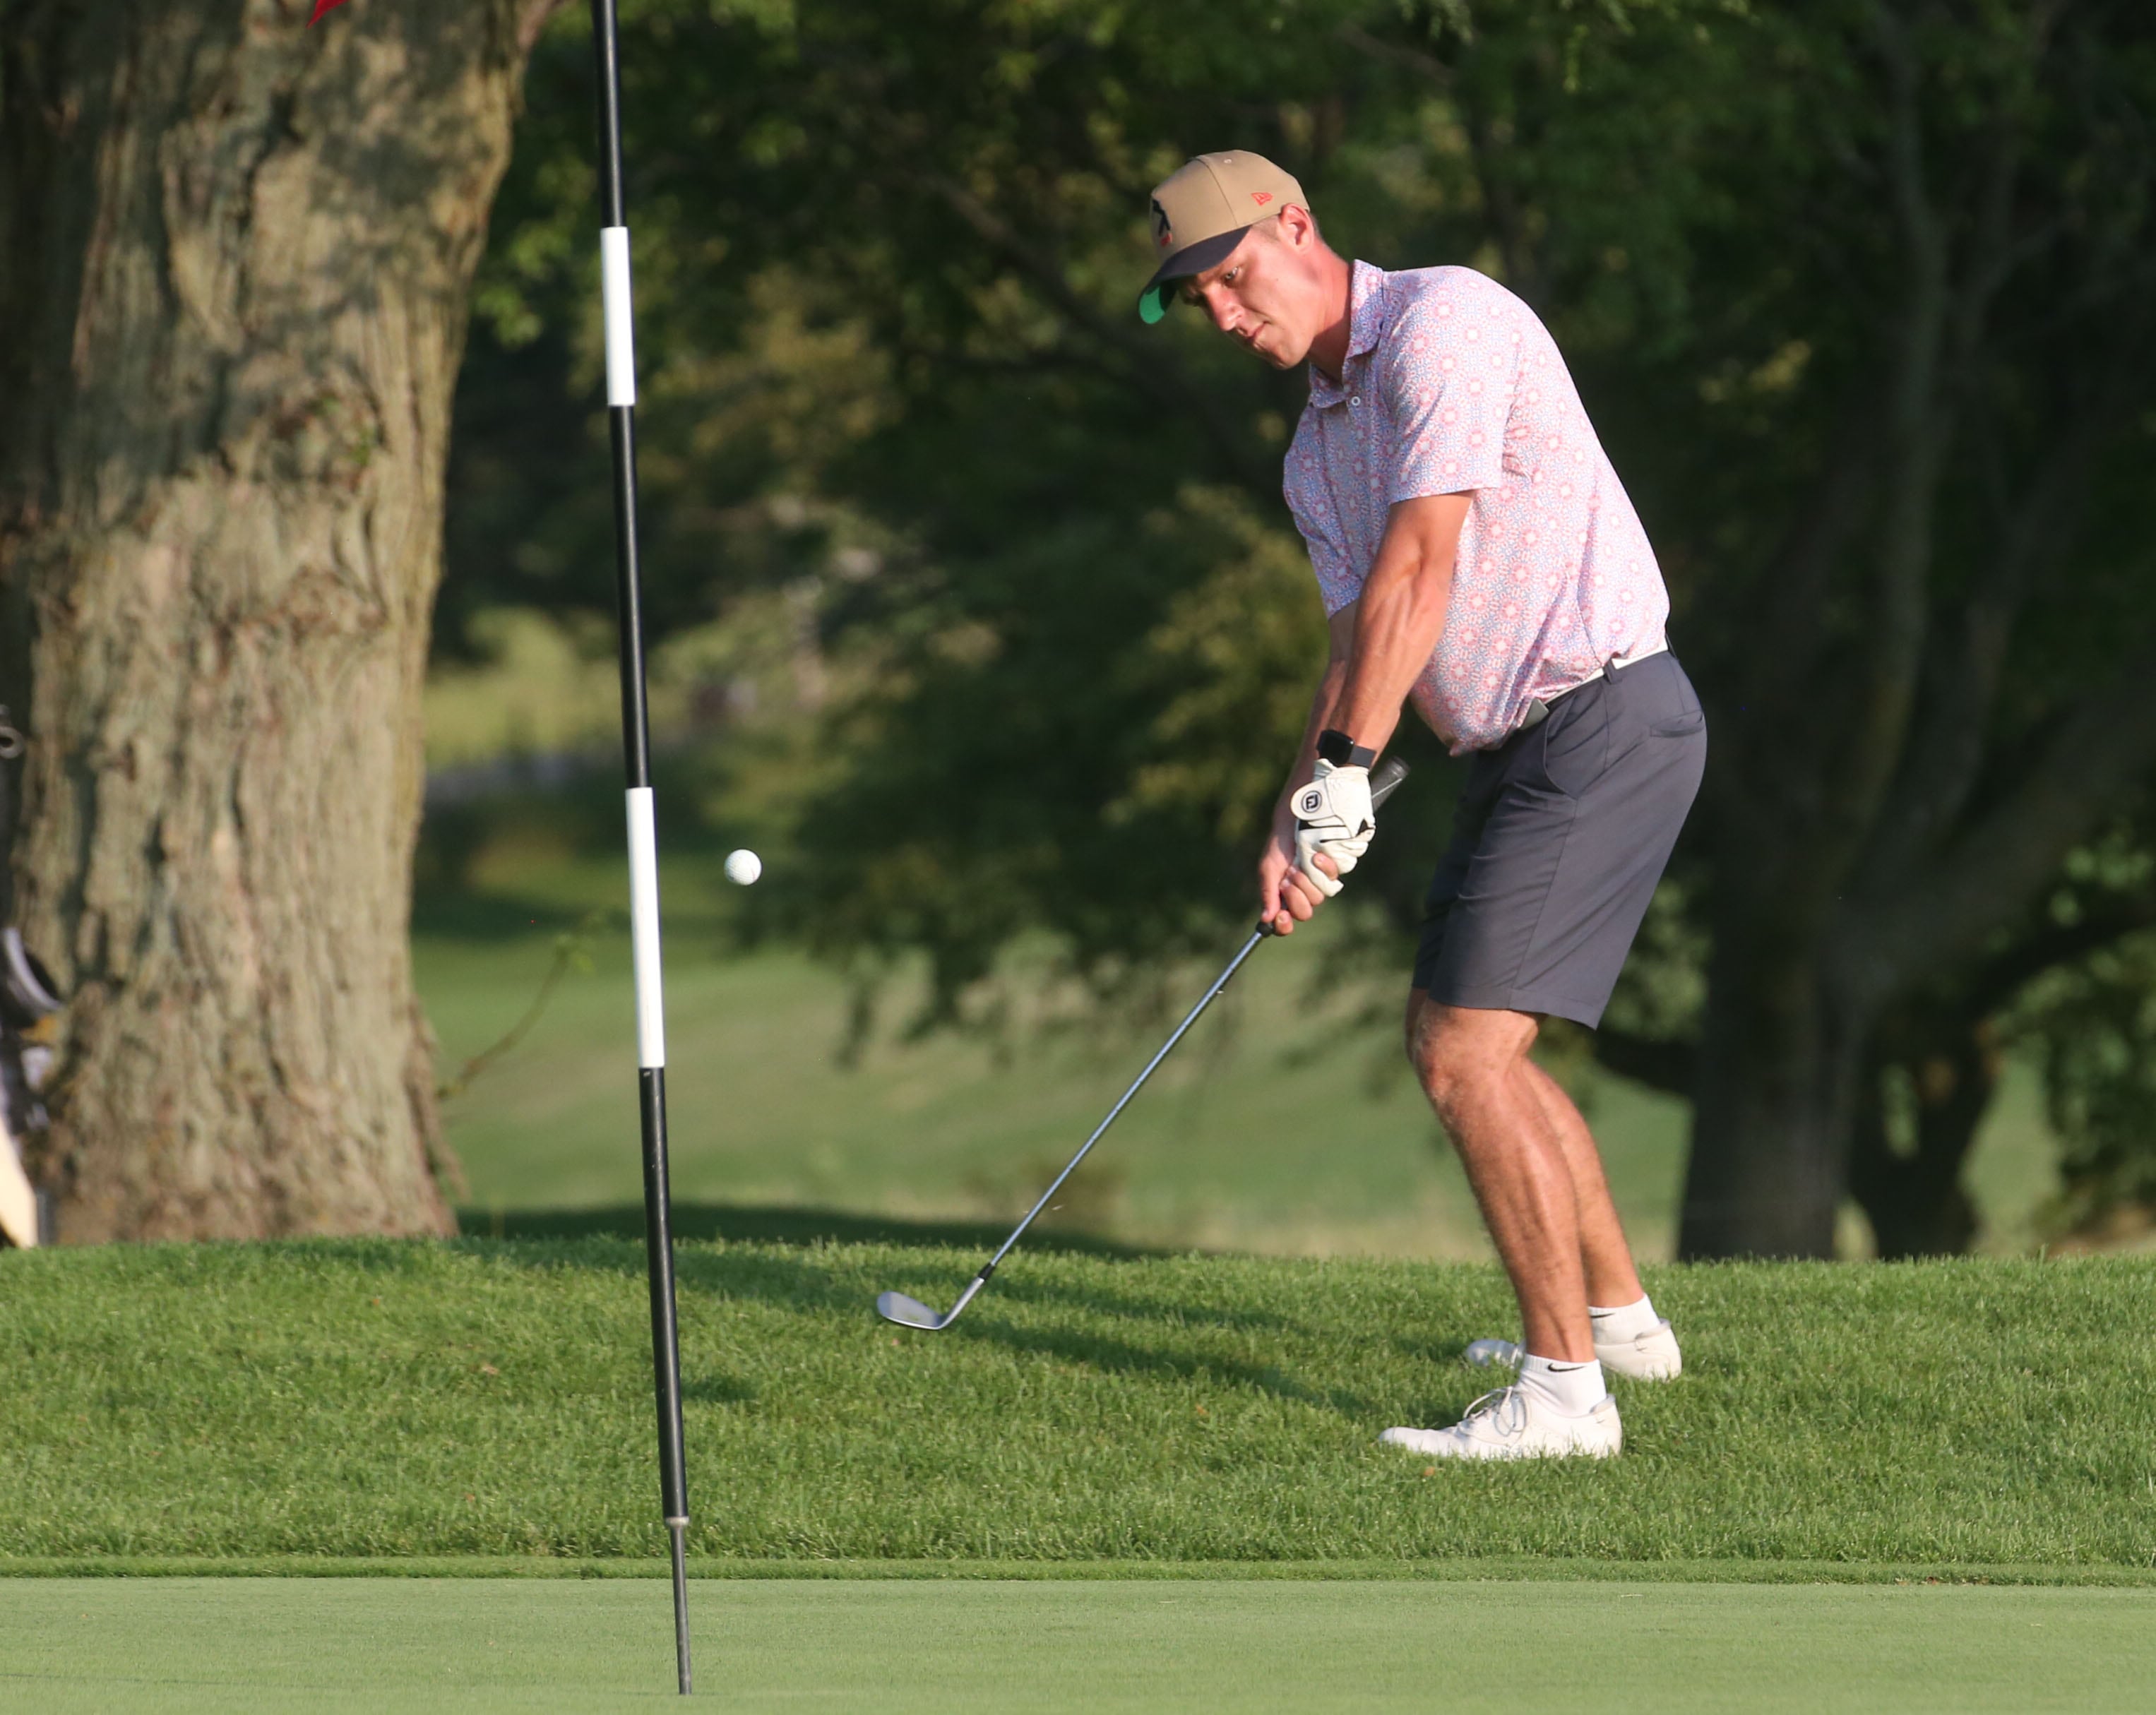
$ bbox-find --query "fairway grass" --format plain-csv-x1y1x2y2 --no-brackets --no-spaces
412,915,2067,1260
4,1241,2153,1572
5,1578,2154,1712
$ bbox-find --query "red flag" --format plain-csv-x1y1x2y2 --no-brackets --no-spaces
309,0,352,23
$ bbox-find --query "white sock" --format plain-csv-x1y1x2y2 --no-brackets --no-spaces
1589,1294,1659,1344
1518,1353,1606,1416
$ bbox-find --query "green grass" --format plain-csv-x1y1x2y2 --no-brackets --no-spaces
6,1578,2155,1712
3,1241,2151,1570
415,904,2062,1260
418,902,1571,1259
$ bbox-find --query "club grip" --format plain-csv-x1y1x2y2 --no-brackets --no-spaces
1369,755,1410,807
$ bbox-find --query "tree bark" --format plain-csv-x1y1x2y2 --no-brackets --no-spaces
1846,1023,1995,1260
0,0,559,1240
1678,909,1871,1258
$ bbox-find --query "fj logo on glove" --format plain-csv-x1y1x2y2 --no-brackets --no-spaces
1300,789,1324,815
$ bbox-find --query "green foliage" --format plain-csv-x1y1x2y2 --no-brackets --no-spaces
778,484,1339,1012
1972,823,2156,1236
457,0,1761,985
444,1,2156,1243
462,0,2154,943
2026,942,2156,1231
2011,938,2156,1239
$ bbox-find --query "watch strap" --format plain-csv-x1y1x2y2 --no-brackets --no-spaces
1317,728,1378,770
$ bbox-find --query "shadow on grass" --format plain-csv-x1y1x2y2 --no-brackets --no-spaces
980,1271,1296,1335
680,1373,756,1407
458,1202,1160,1258
949,1315,1374,1418
451,1207,1366,1422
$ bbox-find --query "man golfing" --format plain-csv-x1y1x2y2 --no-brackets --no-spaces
1138,152,1706,1460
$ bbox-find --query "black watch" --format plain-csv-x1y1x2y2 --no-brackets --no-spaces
1317,728,1378,770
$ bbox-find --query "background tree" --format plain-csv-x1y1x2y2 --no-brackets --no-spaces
0,0,560,1239
455,0,2156,1256
1640,1,2156,1257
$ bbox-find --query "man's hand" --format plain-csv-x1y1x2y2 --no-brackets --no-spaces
1259,798,1338,934
1291,760,1374,897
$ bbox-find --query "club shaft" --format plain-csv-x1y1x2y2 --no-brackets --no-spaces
915,755,1407,1327
983,929,1266,1276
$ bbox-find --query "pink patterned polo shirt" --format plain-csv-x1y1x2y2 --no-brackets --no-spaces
1284,261,1669,754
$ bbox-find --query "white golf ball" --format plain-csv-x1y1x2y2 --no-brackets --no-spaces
725,848,763,886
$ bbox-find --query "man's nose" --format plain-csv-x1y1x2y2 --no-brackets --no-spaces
1201,289,1240,334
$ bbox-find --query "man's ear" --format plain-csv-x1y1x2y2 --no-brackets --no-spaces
1277,204,1318,250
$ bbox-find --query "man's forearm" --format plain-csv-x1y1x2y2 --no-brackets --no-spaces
1334,544,1454,754
1283,658,1350,801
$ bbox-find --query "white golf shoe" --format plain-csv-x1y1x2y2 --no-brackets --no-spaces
1595,1318,1682,1380
1381,1385,1622,1462
1463,1321,1683,1382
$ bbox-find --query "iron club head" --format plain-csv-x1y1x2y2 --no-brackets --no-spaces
876,1290,948,1331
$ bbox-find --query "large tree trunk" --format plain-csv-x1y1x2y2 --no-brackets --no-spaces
1678,919,1869,1258
1846,1022,1994,1260
0,0,559,1240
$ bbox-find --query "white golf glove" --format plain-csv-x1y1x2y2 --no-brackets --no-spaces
1291,760,1374,899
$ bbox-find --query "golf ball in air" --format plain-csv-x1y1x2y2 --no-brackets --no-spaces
725,848,763,886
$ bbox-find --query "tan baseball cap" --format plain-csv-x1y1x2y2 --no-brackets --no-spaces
1137,151,1309,324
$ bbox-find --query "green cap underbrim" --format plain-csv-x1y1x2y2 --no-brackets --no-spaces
1134,227,1252,325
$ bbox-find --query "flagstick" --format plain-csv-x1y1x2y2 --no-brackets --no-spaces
589,0,692,1693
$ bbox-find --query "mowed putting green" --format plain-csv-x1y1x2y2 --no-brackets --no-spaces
5,1577,2153,1712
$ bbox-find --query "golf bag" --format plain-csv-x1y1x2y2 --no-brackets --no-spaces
0,707,61,1248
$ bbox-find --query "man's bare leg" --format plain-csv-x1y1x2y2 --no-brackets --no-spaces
1520,1058,1644,1310
1405,993,1592,1361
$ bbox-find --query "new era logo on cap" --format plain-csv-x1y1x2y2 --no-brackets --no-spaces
1136,150,1309,325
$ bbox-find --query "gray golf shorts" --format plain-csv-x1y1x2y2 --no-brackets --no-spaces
1411,650,1706,1028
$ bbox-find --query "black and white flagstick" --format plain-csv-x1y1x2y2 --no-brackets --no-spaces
588,0,693,1693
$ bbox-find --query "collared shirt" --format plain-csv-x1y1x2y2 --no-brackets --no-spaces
1283,261,1669,753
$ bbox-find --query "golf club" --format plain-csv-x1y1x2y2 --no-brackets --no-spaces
878,755,1410,1332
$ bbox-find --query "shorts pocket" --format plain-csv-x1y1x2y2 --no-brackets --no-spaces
1648,710,1705,737
1538,690,1610,798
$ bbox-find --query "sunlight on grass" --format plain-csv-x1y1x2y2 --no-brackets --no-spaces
4,1242,2150,1567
